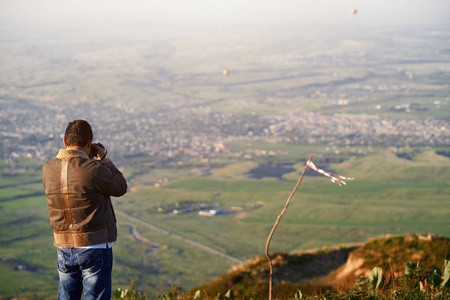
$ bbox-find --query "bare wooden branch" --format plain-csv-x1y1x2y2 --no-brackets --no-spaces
264,153,312,300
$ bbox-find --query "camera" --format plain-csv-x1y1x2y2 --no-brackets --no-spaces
89,143,106,158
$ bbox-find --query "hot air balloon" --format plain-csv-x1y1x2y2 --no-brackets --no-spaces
351,9,357,14
223,69,229,77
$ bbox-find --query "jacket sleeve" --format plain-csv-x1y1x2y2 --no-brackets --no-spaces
95,158,128,197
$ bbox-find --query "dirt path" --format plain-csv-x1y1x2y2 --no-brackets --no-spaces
124,223,160,247
116,210,244,265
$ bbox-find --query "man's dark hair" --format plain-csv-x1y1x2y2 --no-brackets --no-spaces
64,120,93,147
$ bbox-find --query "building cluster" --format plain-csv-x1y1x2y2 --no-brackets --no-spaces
1,97,448,166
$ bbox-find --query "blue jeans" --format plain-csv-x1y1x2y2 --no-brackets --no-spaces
56,247,113,300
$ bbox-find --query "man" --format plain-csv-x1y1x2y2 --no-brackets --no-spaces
43,119,127,300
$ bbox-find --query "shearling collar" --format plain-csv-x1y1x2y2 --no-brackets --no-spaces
56,149,89,160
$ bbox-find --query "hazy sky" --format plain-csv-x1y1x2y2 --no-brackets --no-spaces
1,0,449,37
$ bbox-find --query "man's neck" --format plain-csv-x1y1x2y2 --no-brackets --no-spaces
66,145,90,157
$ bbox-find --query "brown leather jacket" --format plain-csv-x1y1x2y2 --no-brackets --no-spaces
43,149,127,247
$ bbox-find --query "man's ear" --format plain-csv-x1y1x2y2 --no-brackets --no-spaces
63,137,68,148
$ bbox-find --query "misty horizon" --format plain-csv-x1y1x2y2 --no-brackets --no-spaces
1,0,449,41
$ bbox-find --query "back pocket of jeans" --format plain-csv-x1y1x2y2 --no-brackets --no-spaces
57,249,68,273
77,250,104,270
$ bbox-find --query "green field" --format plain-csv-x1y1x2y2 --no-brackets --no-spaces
1,149,450,298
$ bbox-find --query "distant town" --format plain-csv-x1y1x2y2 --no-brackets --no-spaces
1,96,448,167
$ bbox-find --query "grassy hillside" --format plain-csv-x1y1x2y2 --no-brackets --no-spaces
336,151,450,183
186,234,450,299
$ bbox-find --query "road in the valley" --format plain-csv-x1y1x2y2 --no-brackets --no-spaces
115,210,244,265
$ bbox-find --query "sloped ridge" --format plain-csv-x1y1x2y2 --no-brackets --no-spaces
335,151,450,184
329,234,450,285
188,234,450,298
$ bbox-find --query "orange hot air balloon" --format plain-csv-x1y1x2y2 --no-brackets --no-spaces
223,69,229,76
351,9,357,14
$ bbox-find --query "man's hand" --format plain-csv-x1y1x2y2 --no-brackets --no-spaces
91,143,107,160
